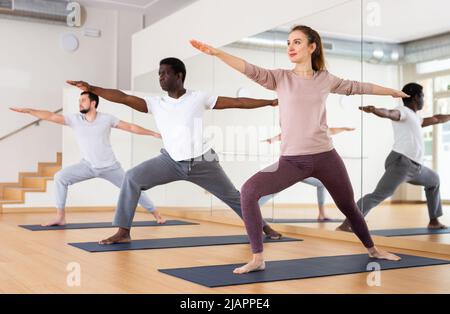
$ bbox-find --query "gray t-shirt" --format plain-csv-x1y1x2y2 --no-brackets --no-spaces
64,112,120,168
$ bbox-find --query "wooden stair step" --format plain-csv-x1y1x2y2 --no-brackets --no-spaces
22,176,53,188
0,152,62,204
39,166,61,177
56,152,62,165
4,187,43,190
20,172,40,177
39,162,60,167
0,199,23,205
20,173,49,178
2,187,44,200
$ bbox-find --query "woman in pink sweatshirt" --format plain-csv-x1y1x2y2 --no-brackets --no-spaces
190,25,408,274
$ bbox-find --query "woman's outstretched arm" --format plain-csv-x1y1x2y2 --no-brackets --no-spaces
190,39,278,91
190,40,246,73
370,84,409,98
329,74,409,98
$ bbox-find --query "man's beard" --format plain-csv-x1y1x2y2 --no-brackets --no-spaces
80,108,90,114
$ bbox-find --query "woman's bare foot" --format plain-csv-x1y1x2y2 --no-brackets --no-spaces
151,210,166,224
368,246,401,261
99,228,131,245
41,212,66,227
233,254,266,274
263,225,282,240
428,218,447,229
336,219,352,232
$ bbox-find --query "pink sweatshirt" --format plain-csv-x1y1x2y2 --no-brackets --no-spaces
244,61,374,156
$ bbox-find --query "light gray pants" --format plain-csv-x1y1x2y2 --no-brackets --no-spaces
54,159,155,212
113,148,268,229
357,150,442,219
258,177,326,207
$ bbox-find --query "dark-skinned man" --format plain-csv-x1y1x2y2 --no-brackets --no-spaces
337,82,449,232
67,57,282,244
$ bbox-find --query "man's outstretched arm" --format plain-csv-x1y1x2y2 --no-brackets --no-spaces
422,114,450,127
329,127,356,135
10,107,65,125
214,97,278,109
261,133,281,144
115,121,161,138
359,105,401,121
66,80,148,113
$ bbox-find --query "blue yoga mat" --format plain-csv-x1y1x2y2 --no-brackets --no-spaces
159,253,450,287
370,227,450,237
69,235,302,253
20,220,198,231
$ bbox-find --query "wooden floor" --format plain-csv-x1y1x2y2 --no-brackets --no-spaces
0,209,449,293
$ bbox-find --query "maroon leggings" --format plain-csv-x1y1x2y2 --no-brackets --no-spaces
241,149,374,253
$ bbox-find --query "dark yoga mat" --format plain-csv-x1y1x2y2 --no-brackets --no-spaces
69,235,302,253
370,227,450,237
265,218,344,223
19,220,198,231
159,253,450,288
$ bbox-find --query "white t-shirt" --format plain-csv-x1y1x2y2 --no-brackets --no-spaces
64,112,120,168
145,90,218,161
392,105,424,164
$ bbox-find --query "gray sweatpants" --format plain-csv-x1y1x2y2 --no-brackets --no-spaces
358,150,442,219
113,148,268,229
258,177,327,207
54,159,155,212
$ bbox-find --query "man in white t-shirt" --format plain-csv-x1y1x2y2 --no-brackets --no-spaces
10,91,164,227
67,57,282,244
337,83,450,232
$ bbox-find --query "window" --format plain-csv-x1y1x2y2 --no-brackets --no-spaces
434,74,450,93
417,58,450,75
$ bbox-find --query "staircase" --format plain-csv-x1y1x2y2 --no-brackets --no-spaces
0,152,62,210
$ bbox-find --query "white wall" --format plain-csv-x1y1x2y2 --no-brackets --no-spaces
143,0,198,27
132,0,349,79
0,121,61,183
0,6,143,182
117,10,144,90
